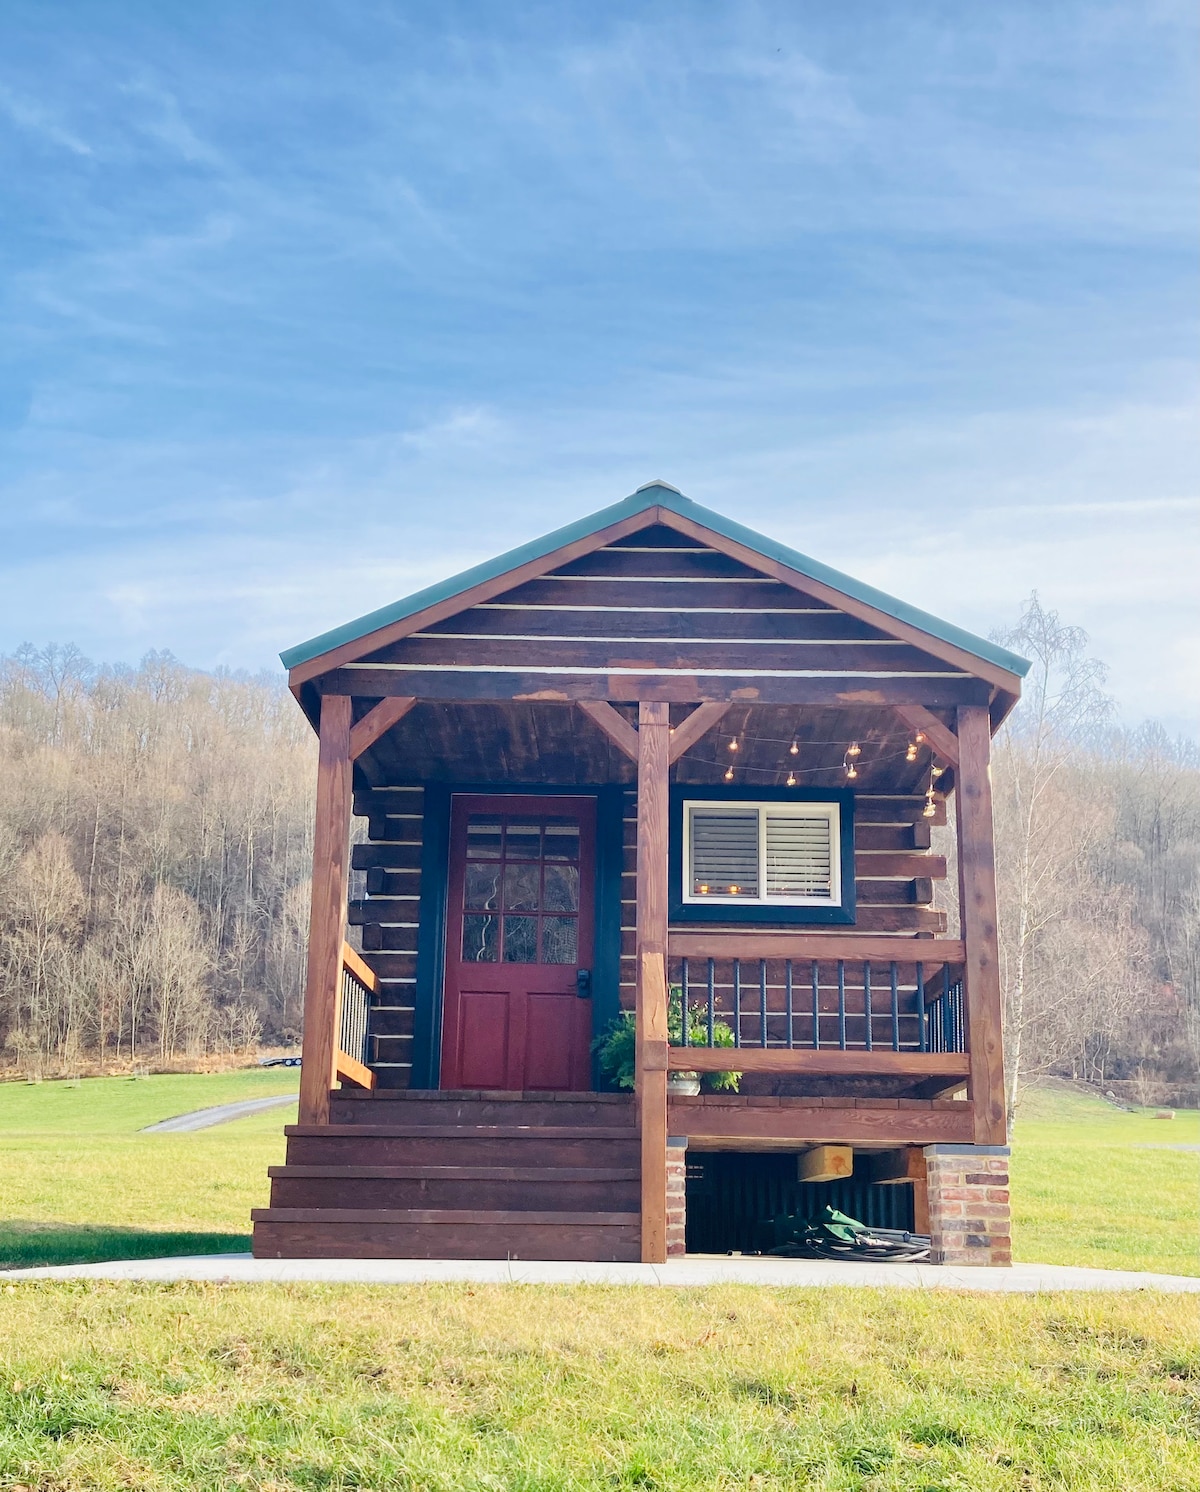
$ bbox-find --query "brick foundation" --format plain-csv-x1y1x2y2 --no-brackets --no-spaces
923,1144,1011,1266
666,1138,688,1257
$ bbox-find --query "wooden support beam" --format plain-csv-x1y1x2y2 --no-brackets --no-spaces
349,697,416,759
636,699,671,1264
668,1099,974,1147
298,694,353,1127
668,701,731,764
577,700,640,761
893,704,960,768
798,1144,853,1182
866,1147,927,1184
956,704,1007,1146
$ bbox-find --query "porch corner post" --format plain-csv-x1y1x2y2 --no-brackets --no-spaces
635,700,671,1263
955,704,1006,1146
298,693,354,1127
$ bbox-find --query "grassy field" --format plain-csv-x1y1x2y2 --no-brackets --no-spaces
0,1070,1195,1274
1011,1082,1199,1277
0,1281,1197,1490
0,1069,296,1268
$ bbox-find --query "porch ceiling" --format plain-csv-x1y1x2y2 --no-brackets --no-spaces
353,699,941,797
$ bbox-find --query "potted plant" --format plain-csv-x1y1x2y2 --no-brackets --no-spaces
592,986,740,1094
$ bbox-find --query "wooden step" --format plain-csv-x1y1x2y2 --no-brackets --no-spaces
266,1163,640,1212
251,1208,641,1262
283,1126,640,1169
330,1091,636,1129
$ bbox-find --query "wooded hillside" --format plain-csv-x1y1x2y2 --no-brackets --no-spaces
0,607,1196,1102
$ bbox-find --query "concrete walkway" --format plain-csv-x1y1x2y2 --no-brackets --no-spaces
140,1095,297,1132
8,1254,1200,1291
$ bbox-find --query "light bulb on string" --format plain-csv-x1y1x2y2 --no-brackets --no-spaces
727,735,739,753
905,741,919,763
724,764,735,782
789,737,799,756
843,752,858,781
923,769,938,818
786,770,797,788
846,741,861,759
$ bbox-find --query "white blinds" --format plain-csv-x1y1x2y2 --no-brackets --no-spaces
764,812,833,899
690,810,759,896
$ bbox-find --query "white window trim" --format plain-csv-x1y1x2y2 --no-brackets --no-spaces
682,799,842,908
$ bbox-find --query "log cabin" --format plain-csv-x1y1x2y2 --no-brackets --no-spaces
252,482,1028,1265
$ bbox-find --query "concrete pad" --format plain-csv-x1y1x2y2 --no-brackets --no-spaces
5,1254,1200,1291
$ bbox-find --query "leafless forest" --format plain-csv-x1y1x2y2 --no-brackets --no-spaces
1,599,1196,1106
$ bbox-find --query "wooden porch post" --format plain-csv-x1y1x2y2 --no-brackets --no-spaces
955,704,1007,1145
298,693,354,1127
635,700,671,1264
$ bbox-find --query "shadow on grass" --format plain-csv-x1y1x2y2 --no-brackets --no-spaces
0,1224,250,1270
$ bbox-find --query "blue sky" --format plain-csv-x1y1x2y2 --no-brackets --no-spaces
1,2,1196,732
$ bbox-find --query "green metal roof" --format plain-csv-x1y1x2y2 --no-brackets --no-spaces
281,481,1030,680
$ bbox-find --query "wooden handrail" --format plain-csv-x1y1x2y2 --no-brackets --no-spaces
341,940,379,992
667,932,965,964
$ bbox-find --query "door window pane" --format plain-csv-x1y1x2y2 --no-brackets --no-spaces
461,914,499,962
542,820,580,861
464,864,501,910
502,862,540,911
541,916,578,965
466,818,503,859
543,863,579,913
505,820,541,860
503,915,539,963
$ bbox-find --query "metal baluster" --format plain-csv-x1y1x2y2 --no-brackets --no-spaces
707,958,715,1047
863,960,873,1051
759,959,768,1048
916,961,926,1052
733,961,742,1049
837,961,846,1050
785,961,795,1049
680,957,689,1048
811,959,820,1050
942,967,953,1051
890,961,900,1051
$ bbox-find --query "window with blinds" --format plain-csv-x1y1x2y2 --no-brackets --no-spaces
684,800,840,906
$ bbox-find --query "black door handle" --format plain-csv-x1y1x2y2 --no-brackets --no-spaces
576,968,592,999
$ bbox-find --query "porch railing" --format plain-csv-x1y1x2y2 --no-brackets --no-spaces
665,933,968,1079
335,941,377,1089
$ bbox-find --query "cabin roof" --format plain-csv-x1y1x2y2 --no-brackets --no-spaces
281,481,1030,682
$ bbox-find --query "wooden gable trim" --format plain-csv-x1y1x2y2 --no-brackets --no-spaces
656,508,1022,698
288,507,667,688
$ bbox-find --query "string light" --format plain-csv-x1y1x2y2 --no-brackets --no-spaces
727,734,739,753
923,773,938,818
786,770,797,788
905,741,919,763
846,741,861,758
724,764,735,782
844,752,858,781
789,737,799,756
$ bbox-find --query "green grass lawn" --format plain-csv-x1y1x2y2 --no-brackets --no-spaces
0,1282,1197,1490
0,1069,296,1268
1011,1082,1200,1277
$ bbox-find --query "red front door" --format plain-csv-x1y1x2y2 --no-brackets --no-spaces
440,795,596,1092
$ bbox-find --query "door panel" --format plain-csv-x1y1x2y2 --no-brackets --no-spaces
441,795,596,1092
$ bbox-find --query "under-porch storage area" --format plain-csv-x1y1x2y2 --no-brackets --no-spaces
685,1150,918,1255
